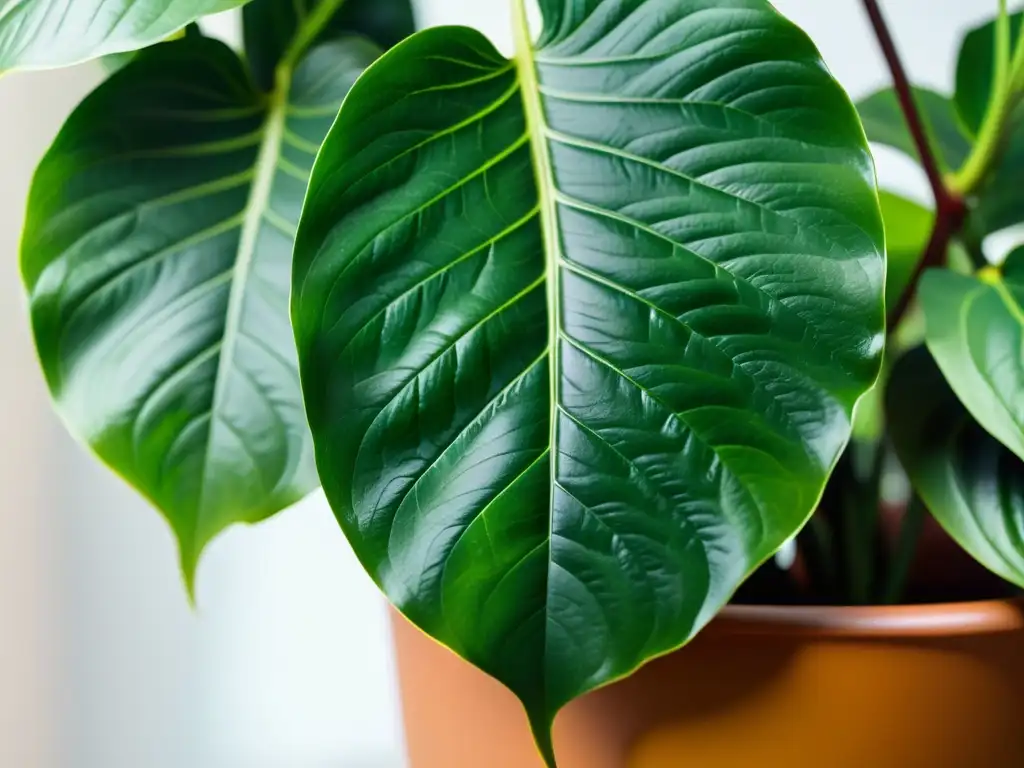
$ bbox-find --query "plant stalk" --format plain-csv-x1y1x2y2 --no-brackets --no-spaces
883,496,926,604
279,0,349,71
949,2,1024,196
861,0,954,211
862,0,968,329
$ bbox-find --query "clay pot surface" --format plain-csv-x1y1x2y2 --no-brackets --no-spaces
394,598,1024,768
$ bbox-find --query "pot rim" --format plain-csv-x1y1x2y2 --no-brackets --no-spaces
718,596,1024,637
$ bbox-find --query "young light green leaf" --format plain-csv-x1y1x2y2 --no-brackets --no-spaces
292,0,884,761
920,263,1024,464
0,0,246,71
21,32,380,594
889,347,1024,589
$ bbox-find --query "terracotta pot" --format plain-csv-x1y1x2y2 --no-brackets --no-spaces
393,598,1024,768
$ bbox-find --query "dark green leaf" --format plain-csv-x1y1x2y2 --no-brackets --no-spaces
293,0,884,759
243,0,415,90
0,0,247,71
955,11,1024,136
888,347,1024,589
856,87,971,171
21,33,379,591
1005,244,1024,275
920,265,1024,463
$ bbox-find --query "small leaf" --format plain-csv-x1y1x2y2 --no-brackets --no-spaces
952,11,1024,235
920,265,1024,463
293,0,884,759
888,347,1024,589
856,87,971,171
879,191,933,311
21,33,380,591
243,0,415,90
955,11,1024,136
0,0,247,71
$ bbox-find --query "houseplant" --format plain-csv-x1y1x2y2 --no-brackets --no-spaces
6,1,1024,767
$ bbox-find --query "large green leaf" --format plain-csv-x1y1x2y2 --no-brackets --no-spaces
889,346,1024,589
21,27,380,591
0,0,247,71
856,87,971,171
243,0,414,90
920,256,1024,465
292,0,884,759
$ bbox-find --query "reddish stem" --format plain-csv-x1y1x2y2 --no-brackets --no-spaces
888,202,966,328
861,0,966,328
862,0,953,210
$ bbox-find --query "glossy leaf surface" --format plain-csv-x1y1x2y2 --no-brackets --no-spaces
22,32,379,589
920,255,1024,464
889,347,1024,588
243,0,414,90
0,0,246,71
293,1,884,758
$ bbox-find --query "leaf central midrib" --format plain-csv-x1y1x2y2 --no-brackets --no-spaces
192,76,290,557
512,0,560,747
190,0,352,573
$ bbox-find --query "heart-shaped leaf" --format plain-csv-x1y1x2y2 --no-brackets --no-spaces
889,346,1024,589
21,17,381,592
292,1,884,760
920,254,1024,464
0,0,248,71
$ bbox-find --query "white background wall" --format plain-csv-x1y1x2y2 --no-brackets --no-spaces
0,2,1008,767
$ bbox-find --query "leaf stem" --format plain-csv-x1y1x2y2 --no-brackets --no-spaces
949,5,1024,196
278,0,348,72
888,204,965,327
861,0,953,211
862,0,967,328
883,495,926,604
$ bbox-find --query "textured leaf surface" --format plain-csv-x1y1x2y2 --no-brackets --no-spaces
857,87,970,171
920,256,1024,464
293,0,884,757
243,0,414,90
889,347,1024,588
21,33,379,587
0,0,246,70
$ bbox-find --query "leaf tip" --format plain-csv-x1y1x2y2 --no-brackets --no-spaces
176,535,203,610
